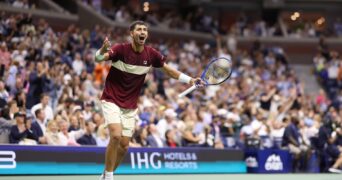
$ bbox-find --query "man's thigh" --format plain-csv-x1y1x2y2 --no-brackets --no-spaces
101,100,122,137
120,108,138,137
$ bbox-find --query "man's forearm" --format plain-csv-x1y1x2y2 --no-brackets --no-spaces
162,63,192,83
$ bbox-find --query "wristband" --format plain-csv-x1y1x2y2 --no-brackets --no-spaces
178,73,192,84
95,50,105,62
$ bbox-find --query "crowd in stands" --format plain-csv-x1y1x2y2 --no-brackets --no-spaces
91,1,342,38
0,10,342,172
1,0,37,9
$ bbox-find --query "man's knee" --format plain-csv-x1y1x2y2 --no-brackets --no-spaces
119,139,130,152
110,135,122,145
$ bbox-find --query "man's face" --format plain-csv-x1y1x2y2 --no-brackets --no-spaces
130,24,148,46
42,96,49,105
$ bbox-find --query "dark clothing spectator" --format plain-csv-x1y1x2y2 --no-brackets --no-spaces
26,71,50,109
31,121,44,142
147,134,165,148
282,123,300,147
9,125,37,144
77,134,97,145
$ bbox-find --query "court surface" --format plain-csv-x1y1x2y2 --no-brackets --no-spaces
1,174,342,180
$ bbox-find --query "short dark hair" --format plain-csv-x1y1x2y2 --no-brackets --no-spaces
35,108,42,117
129,21,148,31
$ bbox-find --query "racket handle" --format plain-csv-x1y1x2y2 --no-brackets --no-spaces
178,85,197,98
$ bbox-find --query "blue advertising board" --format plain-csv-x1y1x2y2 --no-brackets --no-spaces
0,145,246,174
245,149,292,173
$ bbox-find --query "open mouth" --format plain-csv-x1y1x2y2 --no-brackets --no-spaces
139,36,145,41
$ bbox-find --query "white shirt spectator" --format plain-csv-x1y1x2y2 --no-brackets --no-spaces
240,124,253,137
72,58,84,75
251,119,268,136
31,103,54,122
0,82,9,102
328,64,339,79
96,137,109,147
59,129,85,146
152,134,164,148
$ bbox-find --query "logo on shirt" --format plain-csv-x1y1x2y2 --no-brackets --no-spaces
143,60,148,65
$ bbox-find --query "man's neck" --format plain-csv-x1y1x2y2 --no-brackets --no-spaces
131,42,144,53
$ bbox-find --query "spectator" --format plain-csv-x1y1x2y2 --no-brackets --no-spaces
165,129,178,148
77,121,97,146
0,80,9,103
96,124,109,147
58,119,85,146
31,108,47,144
131,126,148,147
318,111,342,173
8,100,19,120
26,62,50,110
9,112,37,144
282,117,309,172
72,53,85,76
156,108,178,140
147,124,165,148
45,120,64,146
31,94,54,121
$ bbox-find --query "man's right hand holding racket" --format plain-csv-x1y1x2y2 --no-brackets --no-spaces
178,57,233,98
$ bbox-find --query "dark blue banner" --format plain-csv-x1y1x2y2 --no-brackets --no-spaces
0,145,246,174
245,149,292,173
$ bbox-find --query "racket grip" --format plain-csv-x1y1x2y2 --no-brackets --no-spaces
178,85,197,98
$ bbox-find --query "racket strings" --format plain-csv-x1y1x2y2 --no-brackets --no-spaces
204,58,232,85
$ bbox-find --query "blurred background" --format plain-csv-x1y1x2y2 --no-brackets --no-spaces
1,0,342,176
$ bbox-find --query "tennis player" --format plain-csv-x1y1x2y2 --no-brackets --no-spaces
95,21,204,180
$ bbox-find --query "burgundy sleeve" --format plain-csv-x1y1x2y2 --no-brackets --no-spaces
150,47,166,68
108,44,123,61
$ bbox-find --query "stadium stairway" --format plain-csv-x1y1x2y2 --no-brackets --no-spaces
291,65,321,96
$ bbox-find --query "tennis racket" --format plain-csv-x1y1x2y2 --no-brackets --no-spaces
178,57,233,98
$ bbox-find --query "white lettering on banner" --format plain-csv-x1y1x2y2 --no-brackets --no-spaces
137,152,149,169
130,152,162,169
245,156,258,168
163,153,197,160
130,151,198,170
0,151,16,169
130,153,135,169
150,153,162,169
164,162,198,169
264,154,283,171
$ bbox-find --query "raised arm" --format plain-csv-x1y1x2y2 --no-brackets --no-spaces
94,37,111,62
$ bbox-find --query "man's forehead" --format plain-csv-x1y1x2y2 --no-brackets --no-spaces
134,24,148,29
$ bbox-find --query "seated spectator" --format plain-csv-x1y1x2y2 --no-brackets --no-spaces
147,124,165,148
131,126,148,147
0,108,14,144
45,120,64,146
318,114,342,173
96,124,109,147
77,121,96,146
165,129,178,148
156,108,178,140
282,117,310,172
182,121,202,147
31,109,47,144
9,112,37,145
0,81,9,103
58,119,85,146
68,115,80,132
